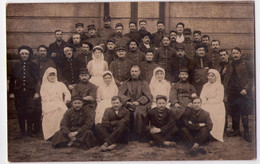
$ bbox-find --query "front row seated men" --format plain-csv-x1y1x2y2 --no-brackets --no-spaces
181,97,213,155
52,96,96,150
95,96,130,151
146,95,178,147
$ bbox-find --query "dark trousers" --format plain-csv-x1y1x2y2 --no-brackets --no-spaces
229,96,249,133
145,126,178,145
34,98,42,133
14,92,35,133
95,123,129,145
52,130,96,149
181,127,210,148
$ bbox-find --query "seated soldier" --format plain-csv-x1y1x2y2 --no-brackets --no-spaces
119,65,153,139
71,68,97,111
146,95,178,147
170,68,197,128
95,96,130,152
52,96,96,150
181,97,213,156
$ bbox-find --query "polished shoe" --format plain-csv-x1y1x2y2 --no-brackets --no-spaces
107,144,117,151
197,146,207,154
189,145,199,156
101,142,109,152
163,141,177,148
244,133,252,143
149,140,155,146
227,131,241,137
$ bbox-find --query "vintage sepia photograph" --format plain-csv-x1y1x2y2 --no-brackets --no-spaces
6,0,256,162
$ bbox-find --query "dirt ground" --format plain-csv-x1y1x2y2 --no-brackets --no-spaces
7,100,257,162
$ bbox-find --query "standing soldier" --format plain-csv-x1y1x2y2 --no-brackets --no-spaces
99,16,116,43
124,21,140,42
113,23,130,48
49,30,67,67
182,28,196,61
152,21,166,49
67,23,88,44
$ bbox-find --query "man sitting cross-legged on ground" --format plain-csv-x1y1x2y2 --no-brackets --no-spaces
52,96,96,150
145,95,178,147
95,96,130,152
181,97,213,156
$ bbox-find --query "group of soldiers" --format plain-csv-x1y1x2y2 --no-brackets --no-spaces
9,16,254,156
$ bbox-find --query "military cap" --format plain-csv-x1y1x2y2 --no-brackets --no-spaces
175,43,185,50
63,43,76,52
75,23,84,28
179,67,189,73
115,23,123,28
140,32,152,39
116,46,127,51
71,96,83,102
156,95,167,101
92,45,104,53
81,40,93,50
193,30,201,35
183,28,192,34
79,67,89,75
107,38,116,43
87,24,96,30
103,16,111,22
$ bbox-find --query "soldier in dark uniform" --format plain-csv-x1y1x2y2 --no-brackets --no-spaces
182,28,196,61
207,40,221,69
201,35,211,51
9,46,39,139
181,97,213,155
189,44,212,95
49,30,67,67
99,16,116,43
86,24,103,47
215,49,231,83
113,23,130,48
193,30,202,46
224,47,253,142
152,21,166,49
215,49,231,131
75,40,93,69
169,30,178,49
146,95,178,147
59,43,81,91
127,39,145,66
171,44,191,83
71,33,82,58
67,23,88,45
124,21,140,42
139,32,154,53
52,96,96,150
95,96,130,151
140,48,159,83
154,35,176,83
104,39,117,66
137,20,149,42
71,68,97,112
169,68,197,128
109,46,134,86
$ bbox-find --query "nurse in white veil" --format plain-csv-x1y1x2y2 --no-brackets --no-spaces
200,69,225,142
40,67,71,140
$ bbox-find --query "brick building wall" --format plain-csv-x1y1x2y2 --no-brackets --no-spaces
6,1,255,75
